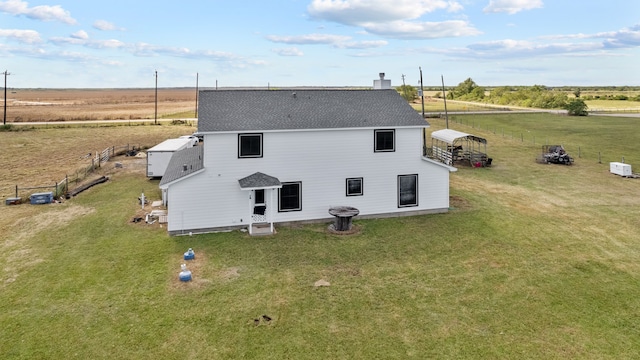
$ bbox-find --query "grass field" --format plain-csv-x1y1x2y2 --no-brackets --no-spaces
2,88,197,122
1,113,640,359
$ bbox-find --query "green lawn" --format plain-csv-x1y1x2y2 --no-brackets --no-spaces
1,113,640,359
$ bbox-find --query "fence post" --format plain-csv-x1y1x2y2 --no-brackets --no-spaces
598,152,601,164
15,185,18,198
578,147,581,158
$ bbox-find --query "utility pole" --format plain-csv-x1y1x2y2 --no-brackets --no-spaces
441,74,449,129
401,74,407,100
3,70,10,126
419,67,425,118
194,73,199,118
154,70,158,125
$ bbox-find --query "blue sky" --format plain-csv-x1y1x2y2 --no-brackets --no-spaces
1,0,639,88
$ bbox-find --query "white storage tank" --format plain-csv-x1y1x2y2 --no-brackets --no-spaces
610,162,632,177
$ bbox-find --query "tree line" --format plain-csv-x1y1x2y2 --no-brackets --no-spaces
397,78,640,116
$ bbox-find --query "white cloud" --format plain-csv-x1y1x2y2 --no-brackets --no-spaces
308,0,462,24
266,33,388,49
0,0,76,24
336,40,388,49
70,30,88,40
273,47,304,56
0,28,41,43
463,38,603,59
306,0,477,39
266,33,351,45
541,25,640,49
50,35,125,49
93,20,124,31
483,0,543,14
364,20,481,39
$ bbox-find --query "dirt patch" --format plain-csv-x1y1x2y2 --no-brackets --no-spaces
219,267,241,281
168,249,242,291
449,195,472,211
327,224,362,235
169,250,210,290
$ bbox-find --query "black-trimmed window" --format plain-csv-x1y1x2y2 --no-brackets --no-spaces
238,133,263,158
374,129,395,152
279,182,301,212
346,178,363,196
398,174,418,207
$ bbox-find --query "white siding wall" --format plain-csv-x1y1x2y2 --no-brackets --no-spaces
166,127,450,233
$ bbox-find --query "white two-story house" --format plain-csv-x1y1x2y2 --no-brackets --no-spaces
159,87,456,235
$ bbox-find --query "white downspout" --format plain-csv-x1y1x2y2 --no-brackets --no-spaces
248,192,253,235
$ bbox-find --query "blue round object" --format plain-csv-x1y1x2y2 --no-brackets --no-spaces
179,270,192,282
183,248,195,260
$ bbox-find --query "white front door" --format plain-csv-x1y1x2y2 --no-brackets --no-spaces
252,189,267,223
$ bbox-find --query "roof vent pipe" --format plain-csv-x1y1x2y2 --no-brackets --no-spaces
379,73,385,80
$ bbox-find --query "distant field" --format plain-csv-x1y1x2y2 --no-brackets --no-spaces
2,88,197,122
584,99,640,112
3,88,639,123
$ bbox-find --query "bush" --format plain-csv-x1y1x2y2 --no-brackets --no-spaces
565,99,589,116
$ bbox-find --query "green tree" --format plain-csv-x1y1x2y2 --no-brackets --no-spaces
470,86,486,100
565,99,588,116
573,88,581,98
397,85,418,102
453,78,478,98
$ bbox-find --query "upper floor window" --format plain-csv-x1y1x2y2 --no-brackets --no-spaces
374,129,395,152
238,133,263,158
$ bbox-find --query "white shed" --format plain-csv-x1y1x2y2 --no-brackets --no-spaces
146,138,194,178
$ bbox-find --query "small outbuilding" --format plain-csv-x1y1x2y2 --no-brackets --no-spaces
146,137,195,178
429,129,490,167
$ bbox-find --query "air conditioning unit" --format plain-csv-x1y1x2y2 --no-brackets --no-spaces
610,162,632,177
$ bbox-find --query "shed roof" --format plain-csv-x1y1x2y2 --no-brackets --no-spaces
197,89,428,132
431,129,487,145
148,137,193,152
159,146,204,187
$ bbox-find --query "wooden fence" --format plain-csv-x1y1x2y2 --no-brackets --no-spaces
11,143,144,202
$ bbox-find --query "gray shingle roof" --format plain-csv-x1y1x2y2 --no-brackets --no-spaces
159,145,204,186
197,89,428,132
238,172,282,189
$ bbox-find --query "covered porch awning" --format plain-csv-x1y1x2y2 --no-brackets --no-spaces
238,172,282,236
238,172,282,190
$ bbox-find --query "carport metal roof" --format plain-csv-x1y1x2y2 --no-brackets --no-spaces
431,129,487,145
